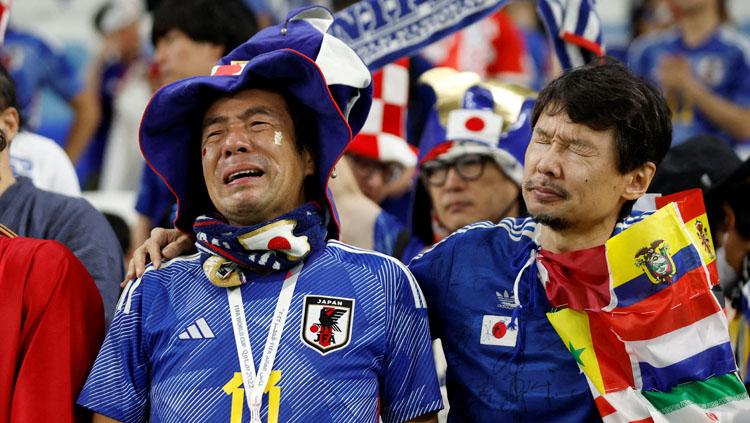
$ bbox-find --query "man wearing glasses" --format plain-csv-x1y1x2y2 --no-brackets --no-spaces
399,68,534,262
345,153,409,205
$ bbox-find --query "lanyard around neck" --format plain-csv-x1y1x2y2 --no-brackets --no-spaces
227,263,302,423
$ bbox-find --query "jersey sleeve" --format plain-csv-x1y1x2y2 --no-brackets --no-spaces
77,273,154,422
379,258,443,422
408,240,454,340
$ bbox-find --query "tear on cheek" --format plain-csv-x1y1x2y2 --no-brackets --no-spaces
274,131,283,146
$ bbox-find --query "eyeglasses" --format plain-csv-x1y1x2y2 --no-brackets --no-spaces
421,154,489,187
347,154,405,184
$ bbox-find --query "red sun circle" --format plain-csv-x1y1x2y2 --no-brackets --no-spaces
465,116,485,132
267,236,292,251
492,321,507,339
214,64,242,76
310,325,319,333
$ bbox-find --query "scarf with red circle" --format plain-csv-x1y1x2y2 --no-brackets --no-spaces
194,203,327,287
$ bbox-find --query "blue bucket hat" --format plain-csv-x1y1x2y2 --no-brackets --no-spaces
140,6,372,239
409,67,536,245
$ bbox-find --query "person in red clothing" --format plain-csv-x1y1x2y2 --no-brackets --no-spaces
0,223,104,422
420,9,531,84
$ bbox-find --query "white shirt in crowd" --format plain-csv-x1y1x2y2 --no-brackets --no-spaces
10,130,81,197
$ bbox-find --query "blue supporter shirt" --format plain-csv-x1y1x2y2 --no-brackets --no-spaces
628,25,750,146
409,214,649,422
78,241,442,422
410,218,609,422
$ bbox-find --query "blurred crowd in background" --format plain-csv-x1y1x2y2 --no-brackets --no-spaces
4,0,750,414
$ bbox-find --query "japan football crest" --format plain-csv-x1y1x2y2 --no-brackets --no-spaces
301,295,355,354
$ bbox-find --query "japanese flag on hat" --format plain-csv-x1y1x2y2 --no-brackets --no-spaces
346,58,417,167
414,67,536,185
445,109,504,147
409,67,536,245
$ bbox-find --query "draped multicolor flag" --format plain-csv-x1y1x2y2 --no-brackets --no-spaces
540,195,750,422
655,188,719,287
331,0,605,72
740,282,750,383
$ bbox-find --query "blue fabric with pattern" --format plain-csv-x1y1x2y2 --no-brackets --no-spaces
78,241,442,422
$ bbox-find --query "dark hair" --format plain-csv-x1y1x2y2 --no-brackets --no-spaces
531,57,671,217
532,57,671,173
727,181,750,240
151,0,258,55
719,0,729,23
0,62,21,135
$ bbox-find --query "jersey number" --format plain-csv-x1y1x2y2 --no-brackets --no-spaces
223,371,282,423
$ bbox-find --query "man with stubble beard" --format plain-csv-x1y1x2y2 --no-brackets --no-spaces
409,58,671,422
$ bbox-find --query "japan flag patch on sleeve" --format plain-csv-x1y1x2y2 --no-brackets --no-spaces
301,295,355,355
480,315,518,347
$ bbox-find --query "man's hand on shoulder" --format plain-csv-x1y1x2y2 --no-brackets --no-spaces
123,228,194,285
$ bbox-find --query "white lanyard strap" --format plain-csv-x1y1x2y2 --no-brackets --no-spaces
227,263,302,423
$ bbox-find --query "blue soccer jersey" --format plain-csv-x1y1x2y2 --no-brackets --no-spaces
78,241,442,422
409,215,649,422
628,25,750,146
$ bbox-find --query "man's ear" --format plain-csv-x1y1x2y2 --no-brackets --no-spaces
0,107,19,149
622,161,657,201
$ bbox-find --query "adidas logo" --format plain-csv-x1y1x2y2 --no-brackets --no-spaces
496,290,516,310
178,318,215,340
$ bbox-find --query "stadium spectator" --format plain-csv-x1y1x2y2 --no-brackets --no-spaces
82,0,150,190
628,0,750,147
409,58,671,421
0,62,123,325
78,8,441,422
